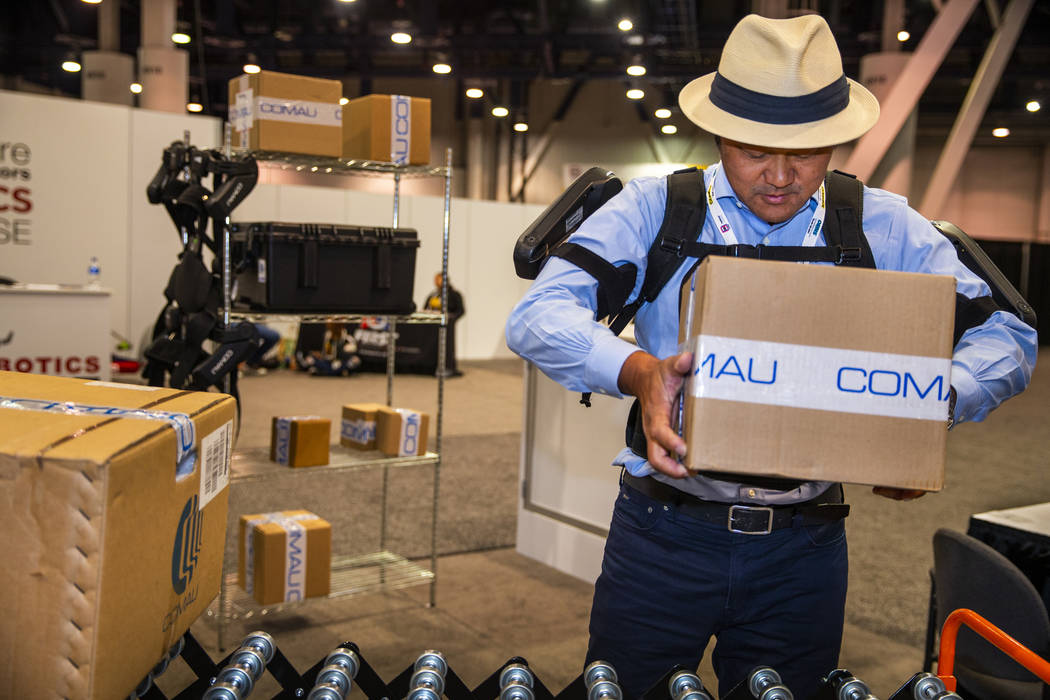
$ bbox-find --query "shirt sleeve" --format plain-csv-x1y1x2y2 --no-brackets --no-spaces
872,193,1037,423
505,176,667,397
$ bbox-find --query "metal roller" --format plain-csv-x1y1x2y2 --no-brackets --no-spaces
324,648,360,678
215,664,255,698
242,631,276,666
748,668,784,698
584,661,618,688
837,677,876,700
758,685,792,700
501,680,536,700
588,679,623,700
229,647,267,686
669,670,712,700
414,650,448,677
500,663,534,690
202,681,243,700
407,687,442,700
412,669,446,696
307,685,346,700
910,674,947,700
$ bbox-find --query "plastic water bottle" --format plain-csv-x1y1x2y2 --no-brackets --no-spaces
87,256,101,289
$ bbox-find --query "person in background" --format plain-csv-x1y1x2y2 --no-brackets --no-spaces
244,323,281,374
424,272,465,377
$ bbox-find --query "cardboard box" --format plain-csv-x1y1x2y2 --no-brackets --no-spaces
376,406,430,457
228,70,342,157
237,510,331,605
342,94,431,164
270,416,330,467
0,372,234,699
340,402,386,450
677,257,956,490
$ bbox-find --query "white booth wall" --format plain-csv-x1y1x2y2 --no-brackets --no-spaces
0,89,541,362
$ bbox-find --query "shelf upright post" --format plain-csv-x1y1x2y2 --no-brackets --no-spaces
218,120,234,652
378,169,403,559
430,147,453,607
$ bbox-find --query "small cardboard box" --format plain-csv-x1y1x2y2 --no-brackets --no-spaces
340,402,386,450
0,372,234,699
376,406,430,457
270,416,330,467
228,70,343,157
677,256,956,491
237,510,331,606
342,94,431,164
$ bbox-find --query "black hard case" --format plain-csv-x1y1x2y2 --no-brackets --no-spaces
230,222,419,313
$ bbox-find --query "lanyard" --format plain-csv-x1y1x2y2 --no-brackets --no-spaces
706,163,826,248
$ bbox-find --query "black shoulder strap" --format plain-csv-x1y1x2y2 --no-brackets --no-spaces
823,170,876,269
549,242,637,322
609,167,706,335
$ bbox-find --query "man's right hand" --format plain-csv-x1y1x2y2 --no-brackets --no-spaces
618,350,694,478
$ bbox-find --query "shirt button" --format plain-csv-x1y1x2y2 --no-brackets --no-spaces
748,489,756,498
647,506,653,513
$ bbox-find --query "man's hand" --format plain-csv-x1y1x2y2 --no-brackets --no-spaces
872,487,927,501
618,350,694,478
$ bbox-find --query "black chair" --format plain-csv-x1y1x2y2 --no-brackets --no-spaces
930,528,1050,699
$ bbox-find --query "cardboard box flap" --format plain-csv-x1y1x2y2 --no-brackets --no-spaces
0,372,234,473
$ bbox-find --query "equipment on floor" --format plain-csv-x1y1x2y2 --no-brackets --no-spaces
721,667,792,700
306,647,360,700
142,138,261,402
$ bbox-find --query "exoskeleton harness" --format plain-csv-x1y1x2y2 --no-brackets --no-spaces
516,166,1033,489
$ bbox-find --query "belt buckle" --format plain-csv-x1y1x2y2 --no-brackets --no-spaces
728,504,774,535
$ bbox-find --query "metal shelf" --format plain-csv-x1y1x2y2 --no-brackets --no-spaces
229,310,445,325
232,444,438,483
213,551,435,621
239,149,446,178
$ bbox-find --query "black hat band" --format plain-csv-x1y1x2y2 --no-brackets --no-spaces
709,72,850,125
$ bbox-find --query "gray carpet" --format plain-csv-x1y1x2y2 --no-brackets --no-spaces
228,349,1050,662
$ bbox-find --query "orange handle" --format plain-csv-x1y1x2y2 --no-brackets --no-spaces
937,608,1050,691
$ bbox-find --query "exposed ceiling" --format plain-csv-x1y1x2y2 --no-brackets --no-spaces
3,1,1049,141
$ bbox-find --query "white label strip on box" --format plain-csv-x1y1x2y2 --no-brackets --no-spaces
253,96,341,127
341,418,376,445
199,420,232,507
244,512,314,595
390,94,411,164
395,408,423,456
233,88,253,132
274,417,292,464
686,335,952,421
281,519,307,603
0,395,198,473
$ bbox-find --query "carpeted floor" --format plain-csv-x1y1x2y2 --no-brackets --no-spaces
197,349,1049,697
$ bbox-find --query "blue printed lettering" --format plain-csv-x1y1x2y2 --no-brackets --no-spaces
746,358,777,384
837,367,867,393
904,373,946,401
868,370,902,397
695,353,777,385
716,356,745,381
286,529,304,602
402,413,419,454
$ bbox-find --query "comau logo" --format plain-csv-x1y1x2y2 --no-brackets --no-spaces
171,495,203,595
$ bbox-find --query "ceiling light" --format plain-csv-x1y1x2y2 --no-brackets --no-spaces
992,127,1010,138
172,32,191,45
243,63,261,74
618,19,633,32
81,0,102,4
338,0,357,3
62,60,82,73
491,106,509,118
130,82,143,94
514,122,528,132
897,30,910,42
187,102,203,113
661,124,678,135
339,97,349,105
432,63,452,74
626,64,646,77
626,88,644,100
391,32,412,44
654,108,672,119
465,88,484,99
1026,100,1041,113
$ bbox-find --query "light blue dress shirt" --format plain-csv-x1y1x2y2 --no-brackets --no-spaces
506,164,1037,504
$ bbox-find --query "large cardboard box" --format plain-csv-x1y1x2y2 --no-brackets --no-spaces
0,372,234,699
340,402,386,450
228,70,342,156
237,510,331,605
270,415,330,467
342,94,431,164
677,257,956,490
376,406,430,457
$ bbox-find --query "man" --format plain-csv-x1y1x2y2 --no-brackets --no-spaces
505,13,1036,700
424,272,465,376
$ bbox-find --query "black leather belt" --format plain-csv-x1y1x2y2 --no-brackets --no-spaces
622,473,850,535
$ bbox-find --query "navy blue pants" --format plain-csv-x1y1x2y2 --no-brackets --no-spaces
586,481,848,700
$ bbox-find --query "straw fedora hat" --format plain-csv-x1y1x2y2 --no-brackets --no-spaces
679,14,879,149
